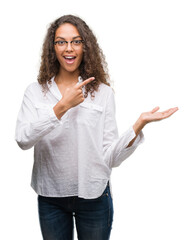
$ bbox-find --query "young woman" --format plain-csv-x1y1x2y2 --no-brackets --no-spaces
15,15,178,240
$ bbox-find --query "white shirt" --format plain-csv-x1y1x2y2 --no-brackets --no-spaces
15,77,144,199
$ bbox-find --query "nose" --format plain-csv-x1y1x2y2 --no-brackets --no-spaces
65,42,73,52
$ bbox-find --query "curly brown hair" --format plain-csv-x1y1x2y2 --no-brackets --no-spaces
37,14,112,99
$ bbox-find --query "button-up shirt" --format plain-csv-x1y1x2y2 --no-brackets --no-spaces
15,77,144,199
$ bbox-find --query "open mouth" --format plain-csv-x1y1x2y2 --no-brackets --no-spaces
63,56,76,64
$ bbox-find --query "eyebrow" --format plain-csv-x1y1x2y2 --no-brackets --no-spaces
55,36,82,40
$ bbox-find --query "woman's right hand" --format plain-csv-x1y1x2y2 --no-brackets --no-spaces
61,77,95,109
53,77,95,120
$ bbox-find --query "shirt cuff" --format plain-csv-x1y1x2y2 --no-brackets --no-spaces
110,126,144,168
123,126,145,150
117,126,145,156
47,106,63,126
48,105,69,126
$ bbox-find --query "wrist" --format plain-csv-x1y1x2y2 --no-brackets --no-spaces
60,99,70,112
139,113,149,127
133,116,146,135
53,100,70,120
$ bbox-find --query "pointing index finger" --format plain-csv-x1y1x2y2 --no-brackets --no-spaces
77,77,95,88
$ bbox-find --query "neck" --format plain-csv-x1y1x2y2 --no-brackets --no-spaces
55,68,80,86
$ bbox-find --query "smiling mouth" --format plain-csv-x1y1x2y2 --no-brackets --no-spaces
63,56,76,64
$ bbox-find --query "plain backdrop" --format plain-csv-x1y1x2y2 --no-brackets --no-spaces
1,0,192,239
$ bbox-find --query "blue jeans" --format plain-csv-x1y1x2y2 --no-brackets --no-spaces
38,183,113,240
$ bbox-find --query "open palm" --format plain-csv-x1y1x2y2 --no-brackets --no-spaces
141,106,179,124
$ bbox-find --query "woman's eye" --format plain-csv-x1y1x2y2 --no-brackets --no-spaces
58,41,65,45
73,40,81,44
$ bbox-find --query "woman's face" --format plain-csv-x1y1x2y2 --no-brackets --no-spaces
54,23,83,75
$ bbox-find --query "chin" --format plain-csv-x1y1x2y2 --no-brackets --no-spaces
62,64,81,73
66,67,78,73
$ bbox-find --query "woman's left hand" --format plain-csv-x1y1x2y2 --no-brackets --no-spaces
140,106,179,125
127,106,179,148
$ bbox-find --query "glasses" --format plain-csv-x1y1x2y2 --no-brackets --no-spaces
54,39,84,49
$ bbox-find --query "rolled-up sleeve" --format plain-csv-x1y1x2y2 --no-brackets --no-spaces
103,89,144,168
15,84,63,150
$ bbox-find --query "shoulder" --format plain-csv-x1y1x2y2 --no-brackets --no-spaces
92,83,115,106
98,83,116,103
22,82,46,104
26,82,42,91
98,83,115,97
24,82,44,95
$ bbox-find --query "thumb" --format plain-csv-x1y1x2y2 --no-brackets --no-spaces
151,106,160,113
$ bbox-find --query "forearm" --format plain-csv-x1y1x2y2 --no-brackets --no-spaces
53,99,70,120
15,110,62,150
126,116,146,148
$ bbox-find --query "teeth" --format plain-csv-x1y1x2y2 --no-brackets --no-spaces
65,56,75,59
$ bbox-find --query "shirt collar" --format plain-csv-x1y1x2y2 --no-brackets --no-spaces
48,76,83,101
47,76,62,101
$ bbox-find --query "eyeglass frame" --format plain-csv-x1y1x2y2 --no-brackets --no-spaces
54,39,84,49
